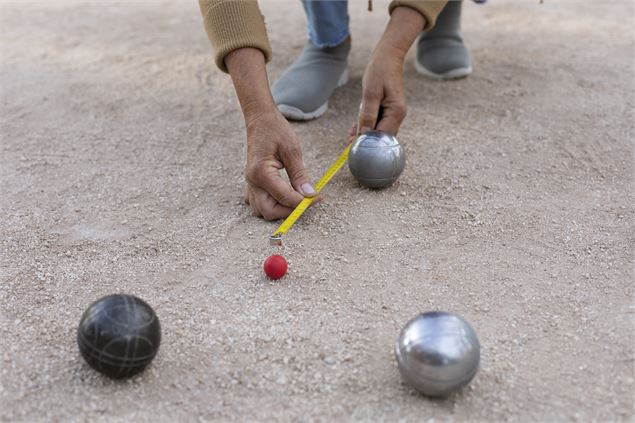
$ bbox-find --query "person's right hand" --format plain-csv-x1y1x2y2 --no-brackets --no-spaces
244,111,316,220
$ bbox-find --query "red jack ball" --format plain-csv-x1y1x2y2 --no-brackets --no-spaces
263,255,287,280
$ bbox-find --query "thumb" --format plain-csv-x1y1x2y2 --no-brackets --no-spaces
357,93,381,135
280,145,316,197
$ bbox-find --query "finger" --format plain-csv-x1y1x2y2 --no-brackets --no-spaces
264,174,305,208
252,187,295,221
376,117,400,135
279,144,316,198
310,193,325,205
243,185,250,204
247,190,261,217
349,122,357,138
357,93,382,135
248,164,305,208
375,105,406,135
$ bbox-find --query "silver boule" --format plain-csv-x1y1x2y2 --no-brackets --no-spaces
348,130,405,189
395,311,480,397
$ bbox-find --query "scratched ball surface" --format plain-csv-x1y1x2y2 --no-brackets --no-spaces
263,255,288,280
348,130,405,189
395,311,480,397
77,294,161,379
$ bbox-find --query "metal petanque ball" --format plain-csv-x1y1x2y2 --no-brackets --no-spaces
395,311,480,397
77,294,161,379
348,130,405,189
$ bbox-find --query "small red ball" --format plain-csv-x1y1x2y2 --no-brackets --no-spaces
263,255,287,280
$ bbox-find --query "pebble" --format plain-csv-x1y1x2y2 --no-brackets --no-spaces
323,356,336,366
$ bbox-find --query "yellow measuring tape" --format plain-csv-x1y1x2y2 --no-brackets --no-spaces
270,142,352,245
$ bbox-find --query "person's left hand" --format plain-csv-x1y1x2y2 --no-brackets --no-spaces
349,6,426,137
351,47,407,137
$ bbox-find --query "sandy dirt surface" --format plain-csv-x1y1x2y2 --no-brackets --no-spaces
1,1,634,421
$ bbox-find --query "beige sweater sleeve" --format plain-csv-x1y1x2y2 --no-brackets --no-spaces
198,0,272,73
198,0,448,73
389,0,448,31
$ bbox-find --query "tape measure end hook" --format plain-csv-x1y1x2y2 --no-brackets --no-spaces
269,233,283,246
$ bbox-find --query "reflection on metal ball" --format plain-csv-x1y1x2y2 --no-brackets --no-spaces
395,311,480,397
348,130,405,189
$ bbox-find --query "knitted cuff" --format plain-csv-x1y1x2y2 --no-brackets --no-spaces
199,0,273,73
388,0,448,31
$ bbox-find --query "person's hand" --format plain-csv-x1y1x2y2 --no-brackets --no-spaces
354,48,407,136
224,48,316,221
349,6,426,137
244,111,316,220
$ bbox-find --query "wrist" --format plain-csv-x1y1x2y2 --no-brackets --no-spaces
245,109,281,131
377,6,426,60
225,47,279,126
243,100,279,125
374,40,408,64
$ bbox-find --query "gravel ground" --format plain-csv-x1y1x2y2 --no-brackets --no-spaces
1,1,634,421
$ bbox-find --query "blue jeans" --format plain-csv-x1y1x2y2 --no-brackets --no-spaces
302,0,349,48
302,1,485,47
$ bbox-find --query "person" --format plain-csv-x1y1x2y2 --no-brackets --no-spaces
198,0,473,220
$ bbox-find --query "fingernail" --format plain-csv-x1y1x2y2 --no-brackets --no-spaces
301,183,316,196
360,126,372,134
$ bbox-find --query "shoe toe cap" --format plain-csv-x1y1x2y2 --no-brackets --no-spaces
416,40,472,78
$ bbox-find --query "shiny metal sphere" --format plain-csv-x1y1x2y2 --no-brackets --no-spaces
395,311,480,397
348,130,405,189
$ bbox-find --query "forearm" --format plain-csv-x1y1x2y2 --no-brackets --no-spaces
225,48,277,125
376,6,426,60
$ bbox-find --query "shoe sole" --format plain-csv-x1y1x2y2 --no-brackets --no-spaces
414,58,472,80
277,68,349,121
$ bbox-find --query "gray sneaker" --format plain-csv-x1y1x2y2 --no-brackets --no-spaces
415,0,472,80
272,38,350,121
